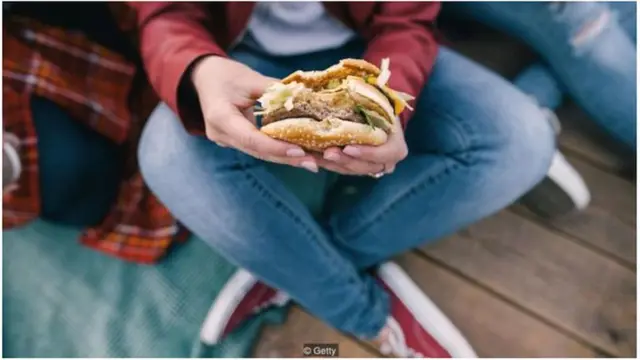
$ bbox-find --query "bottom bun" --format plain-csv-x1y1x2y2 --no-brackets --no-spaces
260,117,388,152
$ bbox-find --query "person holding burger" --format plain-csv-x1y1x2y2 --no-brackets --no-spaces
131,2,555,357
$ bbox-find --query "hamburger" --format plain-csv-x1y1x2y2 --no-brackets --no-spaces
256,58,415,152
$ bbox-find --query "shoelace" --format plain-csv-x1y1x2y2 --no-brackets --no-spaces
407,348,426,358
378,317,428,358
251,291,290,313
379,317,410,357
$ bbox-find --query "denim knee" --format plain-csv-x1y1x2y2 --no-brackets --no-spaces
138,104,182,183
138,103,214,188
138,103,255,187
489,100,556,189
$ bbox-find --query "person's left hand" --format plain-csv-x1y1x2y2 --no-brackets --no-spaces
314,119,408,177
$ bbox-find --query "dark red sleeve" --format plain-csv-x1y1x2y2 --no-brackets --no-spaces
128,2,225,133
362,2,440,128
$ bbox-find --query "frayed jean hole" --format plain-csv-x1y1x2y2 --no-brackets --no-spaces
570,9,611,49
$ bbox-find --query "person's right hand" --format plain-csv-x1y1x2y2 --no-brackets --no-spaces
191,56,319,172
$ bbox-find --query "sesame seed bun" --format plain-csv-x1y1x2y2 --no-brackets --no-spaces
260,117,388,152
282,59,380,89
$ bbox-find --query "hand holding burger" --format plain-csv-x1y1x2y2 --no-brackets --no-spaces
256,58,414,176
191,56,320,172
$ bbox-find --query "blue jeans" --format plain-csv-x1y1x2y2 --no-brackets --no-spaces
30,96,121,226
448,2,637,151
138,44,555,338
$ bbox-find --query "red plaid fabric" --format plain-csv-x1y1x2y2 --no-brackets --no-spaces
3,15,188,264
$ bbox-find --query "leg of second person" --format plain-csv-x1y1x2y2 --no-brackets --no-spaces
449,2,636,150
514,2,636,110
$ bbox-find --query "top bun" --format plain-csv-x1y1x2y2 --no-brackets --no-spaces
282,59,381,89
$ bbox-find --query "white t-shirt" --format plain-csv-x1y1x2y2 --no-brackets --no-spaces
246,2,356,55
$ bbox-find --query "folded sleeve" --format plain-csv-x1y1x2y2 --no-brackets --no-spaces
128,2,226,134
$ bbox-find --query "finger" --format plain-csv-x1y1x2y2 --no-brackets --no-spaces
313,156,360,176
222,108,307,158
385,163,396,174
322,148,381,175
242,107,257,125
242,146,319,173
342,137,408,165
342,119,408,164
204,125,226,146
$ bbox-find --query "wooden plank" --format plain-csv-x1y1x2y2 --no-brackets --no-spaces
419,211,636,356
515,154,636,265
446,30,535,79
253,306,379,358
395,253,598,357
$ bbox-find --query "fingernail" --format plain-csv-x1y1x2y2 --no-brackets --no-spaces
300,161,318,173
343,146,361,157
324,152,340,162
286,148,306,157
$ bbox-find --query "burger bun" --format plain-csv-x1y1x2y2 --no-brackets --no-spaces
260,117,388,152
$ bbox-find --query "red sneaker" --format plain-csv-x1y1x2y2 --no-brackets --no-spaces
375,262,477,358
200,269,290,344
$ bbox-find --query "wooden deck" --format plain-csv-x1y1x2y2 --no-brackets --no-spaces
253,27,637,358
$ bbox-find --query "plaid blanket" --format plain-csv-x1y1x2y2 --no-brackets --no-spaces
3,14,187,264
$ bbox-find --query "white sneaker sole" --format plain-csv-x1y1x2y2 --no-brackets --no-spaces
522,151,591,217
377,262,478,358
546,151,590,210
200,269,290,345
200,269,258,345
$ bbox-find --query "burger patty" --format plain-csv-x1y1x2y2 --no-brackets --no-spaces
262,104,366,126
261,92,367,126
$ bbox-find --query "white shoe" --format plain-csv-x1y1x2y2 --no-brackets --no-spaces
521,150,591,217
520,107,591,217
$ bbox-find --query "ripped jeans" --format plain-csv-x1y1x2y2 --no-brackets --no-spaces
448,2,637,151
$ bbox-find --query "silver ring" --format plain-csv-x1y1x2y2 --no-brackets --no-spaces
369,164,386,179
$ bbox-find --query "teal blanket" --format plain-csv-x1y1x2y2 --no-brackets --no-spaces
3,220,287,358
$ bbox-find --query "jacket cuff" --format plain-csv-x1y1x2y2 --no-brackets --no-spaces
174,51,223,136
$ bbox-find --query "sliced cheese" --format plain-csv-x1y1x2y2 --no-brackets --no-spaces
345,77,396,123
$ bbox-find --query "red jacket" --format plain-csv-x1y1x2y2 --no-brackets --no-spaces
129,2,440,131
